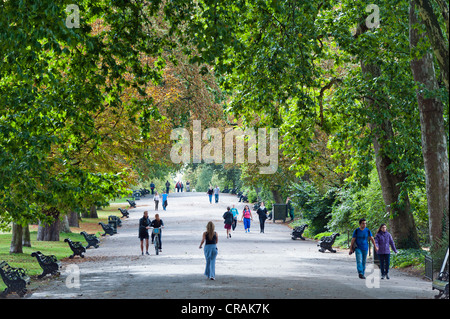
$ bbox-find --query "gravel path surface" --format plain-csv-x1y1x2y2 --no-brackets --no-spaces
28,192,436,299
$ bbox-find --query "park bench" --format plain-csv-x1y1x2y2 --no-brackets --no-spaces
31,251,61,278
64,238,86,258
109,215,122,227
99,222,114,236
118,207,129,218
238,193,248,203
81,231,100,249
0,261,30,298
426,248,449,299
291,224,308,240
318,233,340,253
132,190,140,200
108,215,122,234
127,199,136,208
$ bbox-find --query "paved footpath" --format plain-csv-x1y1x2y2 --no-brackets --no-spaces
29,192,436,300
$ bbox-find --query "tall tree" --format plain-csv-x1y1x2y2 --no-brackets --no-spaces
1,0,169,248
409,1,449,250
413,0,449,90
162,0,426,247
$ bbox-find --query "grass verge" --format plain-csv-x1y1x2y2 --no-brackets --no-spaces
0,204,126,293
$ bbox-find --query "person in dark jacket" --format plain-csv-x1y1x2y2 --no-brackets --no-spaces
165,180,170,193
286,197,294,221
223,207,234,238
139,211,151,255
207,187,214,204
374,224,398,279
151,213,165,252
256,202,268,233
150,181,155,194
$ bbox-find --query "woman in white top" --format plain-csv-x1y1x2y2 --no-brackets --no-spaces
154,192,160,210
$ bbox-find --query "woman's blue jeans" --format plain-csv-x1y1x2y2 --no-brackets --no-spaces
204,244,218,279
355,248,368,275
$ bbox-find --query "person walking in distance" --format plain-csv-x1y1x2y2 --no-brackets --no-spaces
286,197,295,221
214,185,220,203
199,221,218,280
165,180,170,194
374,223,398,279
150,181,155,195
153,191,160,211
138,211,151,255
207,186,213,204
256,202,268,233
241,205,253,233
349,218,377,279
230,204,239,231
162,191,168,211
223,207,234,238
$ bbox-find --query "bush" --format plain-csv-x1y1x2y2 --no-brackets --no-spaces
313,231,333,241
329,169,386,234
290,181,337,235
390,248,428,269
247,189,257,203
431,230,449,271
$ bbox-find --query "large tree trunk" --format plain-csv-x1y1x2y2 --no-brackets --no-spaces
37,208,61,241
23,224,31,247
270,188,283,204
60,215,72,233
369,119,420,248
89,205,98,218
68,210,80,227
355,24,420,248
9,223,23,254
409,2,450,250
82,205,98,218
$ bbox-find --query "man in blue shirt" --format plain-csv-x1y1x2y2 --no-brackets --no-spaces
230,204,239,231
162,191,168,211
349,218,378,279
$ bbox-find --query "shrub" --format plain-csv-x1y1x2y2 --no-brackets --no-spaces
247,189,257,203
390,248,428,269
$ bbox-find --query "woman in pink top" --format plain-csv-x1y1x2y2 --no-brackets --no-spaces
240,205,253,233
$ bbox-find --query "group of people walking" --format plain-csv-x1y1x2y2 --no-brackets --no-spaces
162,180,191,193
199,202,270,280
138,188,399,283
222,202,268,236
151,190,168,211
207,186,220,203
205,213,398,282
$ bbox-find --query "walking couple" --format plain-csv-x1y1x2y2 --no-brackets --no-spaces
349,218,397,279
138,211,164,255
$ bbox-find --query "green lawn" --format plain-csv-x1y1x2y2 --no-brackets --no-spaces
0,204,127,293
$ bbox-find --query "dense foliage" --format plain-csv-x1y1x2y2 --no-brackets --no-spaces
1,0,448,259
